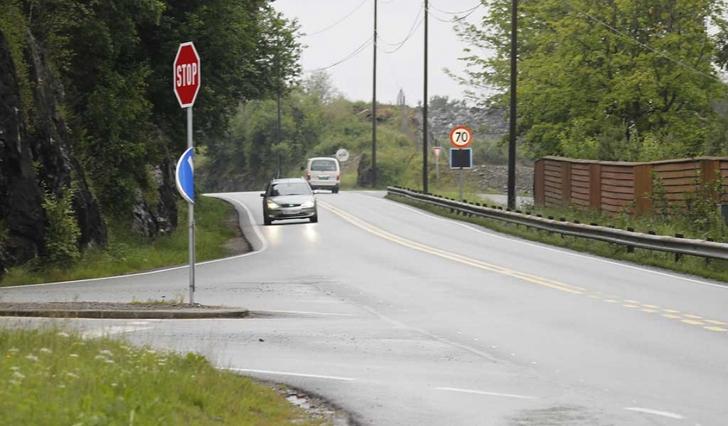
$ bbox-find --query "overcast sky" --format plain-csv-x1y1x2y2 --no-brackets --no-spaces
273,0,488,105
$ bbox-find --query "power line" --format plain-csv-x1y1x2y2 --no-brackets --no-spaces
306,37,373,72
382,5,424,53
428,3,482,24
430,2,481,16
304,0,369,37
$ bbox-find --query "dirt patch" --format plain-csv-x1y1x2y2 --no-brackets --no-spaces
224,209,252,255
0,302,222,311
0,302,247,319
267,382,358,426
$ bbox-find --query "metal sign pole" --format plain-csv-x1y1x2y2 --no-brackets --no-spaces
458,166,464,201
187,106,195,304
435,152,440,184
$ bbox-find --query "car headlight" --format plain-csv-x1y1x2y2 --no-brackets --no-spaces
301,200,315,208
266,200,280,209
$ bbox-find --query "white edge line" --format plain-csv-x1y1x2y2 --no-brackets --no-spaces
251,309,355,317
435,386,538,400
624,407,685,420
226,368,356,382
81,325,153,338
0,193,268,290
376,193,727,289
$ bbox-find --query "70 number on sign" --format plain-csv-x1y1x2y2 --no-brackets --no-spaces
449,125,473,148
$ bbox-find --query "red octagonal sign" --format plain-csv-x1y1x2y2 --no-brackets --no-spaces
173,42,201,108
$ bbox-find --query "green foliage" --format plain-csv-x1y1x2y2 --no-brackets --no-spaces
0,328,319,425
684,172,726,233
5,0,302,216
2,197,240,286
41,188,80,265
0,1,32,122
458,0,728,160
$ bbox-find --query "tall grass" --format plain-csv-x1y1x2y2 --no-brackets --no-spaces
0,327,321,425
1,197,242,286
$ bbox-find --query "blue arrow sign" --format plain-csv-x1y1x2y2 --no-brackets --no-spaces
175,147,195,204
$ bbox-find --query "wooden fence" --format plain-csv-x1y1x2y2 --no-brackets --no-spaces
533,156,728,214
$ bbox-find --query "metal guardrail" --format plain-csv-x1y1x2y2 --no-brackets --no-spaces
387,186,728,262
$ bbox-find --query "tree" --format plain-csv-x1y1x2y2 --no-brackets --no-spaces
458,0,728,160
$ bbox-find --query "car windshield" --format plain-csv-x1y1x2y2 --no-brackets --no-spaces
269,182,312,196
311,160,337,171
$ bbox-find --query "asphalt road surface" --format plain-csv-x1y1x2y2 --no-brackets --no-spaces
2,191,728,425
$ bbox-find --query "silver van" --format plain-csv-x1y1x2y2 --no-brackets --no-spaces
305,157,341,193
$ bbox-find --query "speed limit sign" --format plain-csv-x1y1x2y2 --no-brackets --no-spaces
449,125,473,148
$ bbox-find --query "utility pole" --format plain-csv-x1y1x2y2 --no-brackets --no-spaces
276,89,282,179
422,0,429,194
507,0,518,210
371,0,378,187
276,34,282,179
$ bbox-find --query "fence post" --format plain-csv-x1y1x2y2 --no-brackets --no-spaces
700,159,721,204
589,163,601,212
534,159,545,207
634,164,653,215
561,160,572,207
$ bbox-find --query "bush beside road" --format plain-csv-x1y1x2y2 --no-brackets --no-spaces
1,197,246,287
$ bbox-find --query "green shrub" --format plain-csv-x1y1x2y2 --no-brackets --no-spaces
42,189,81,265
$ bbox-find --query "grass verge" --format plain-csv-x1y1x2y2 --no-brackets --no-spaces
0,327,323,425
387,193,728,283
1,197,244,286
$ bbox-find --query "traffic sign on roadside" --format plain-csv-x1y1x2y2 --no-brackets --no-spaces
449,125,473,149
449,148,473,169
433,146,442,157
336,148,350,162
173,42,201,108
175,147,195,204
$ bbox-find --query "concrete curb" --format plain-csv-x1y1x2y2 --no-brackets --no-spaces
0,308,249,319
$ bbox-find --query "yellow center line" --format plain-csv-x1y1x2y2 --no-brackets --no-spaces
321,202,584,295
323,201,728,335
663,314,682,319
683,314,703,320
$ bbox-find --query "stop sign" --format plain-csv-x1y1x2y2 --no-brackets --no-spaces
173,42,201,108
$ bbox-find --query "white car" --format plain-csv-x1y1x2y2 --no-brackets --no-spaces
305,157,341,193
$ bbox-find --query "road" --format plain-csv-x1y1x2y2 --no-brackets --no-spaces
2,191,728,425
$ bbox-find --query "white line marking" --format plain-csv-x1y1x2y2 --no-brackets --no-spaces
435,386,538,400
377,193,727,289
81,326,152,338
226,368,356,382
0,193,268,289
624,407,685,420
251,309,355,317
